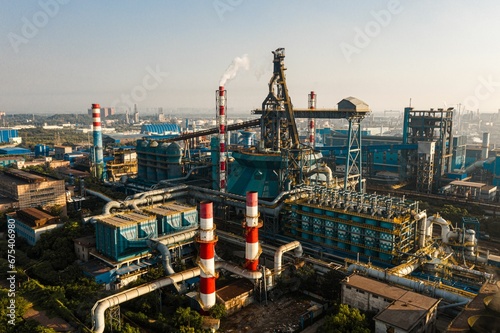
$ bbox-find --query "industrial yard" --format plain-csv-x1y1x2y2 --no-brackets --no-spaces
2,44,500,333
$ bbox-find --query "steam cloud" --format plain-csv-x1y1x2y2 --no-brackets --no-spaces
219,54,250,86
471,137,482,143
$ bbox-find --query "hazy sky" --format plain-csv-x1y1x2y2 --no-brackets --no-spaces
2,0,500,115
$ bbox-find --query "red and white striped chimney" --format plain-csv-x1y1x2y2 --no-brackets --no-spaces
308,91,316,148
198,201,217,310
244,191,262,271
216,86,227,192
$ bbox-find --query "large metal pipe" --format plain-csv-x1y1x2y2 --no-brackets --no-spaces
147,229,198,275
465,156,495,174
188,184,309,208
129,191,189,211
216,261,262,280
122,185,189,207
274,241,303,276
426,215,452,242
85,189,114,203
92,267,201,333
188,188,286,217
450,264,493,280
347,264,472,304
92,261,261,333
388,258,421,277
412,210,427,248
155,166,211,186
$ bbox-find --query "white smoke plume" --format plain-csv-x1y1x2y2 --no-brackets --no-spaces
219,54,250,86
472,137,482,143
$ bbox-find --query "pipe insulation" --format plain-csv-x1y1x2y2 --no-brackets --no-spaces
274,241,303,276
91,261,262,333
347,264,472,305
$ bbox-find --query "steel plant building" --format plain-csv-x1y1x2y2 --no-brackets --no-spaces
0,168,66,214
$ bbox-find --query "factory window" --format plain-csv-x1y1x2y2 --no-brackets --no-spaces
358,290,365,295
372,295,378,299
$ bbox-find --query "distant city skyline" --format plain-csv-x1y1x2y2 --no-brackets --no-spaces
2,1,500,114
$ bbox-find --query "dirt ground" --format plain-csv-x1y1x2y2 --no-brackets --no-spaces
219,295,318,333
23,305,74,332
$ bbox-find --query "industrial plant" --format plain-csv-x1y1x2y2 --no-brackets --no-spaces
3,48,500,332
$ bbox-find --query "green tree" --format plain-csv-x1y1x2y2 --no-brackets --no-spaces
173,307,202,330
0,288,30,329
438,204,468,224
320,304,370,333
209,303,226,319
318,270,344,301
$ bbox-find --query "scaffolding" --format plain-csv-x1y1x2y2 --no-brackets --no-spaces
402,107,454,192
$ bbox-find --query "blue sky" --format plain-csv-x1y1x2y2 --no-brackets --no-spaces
2,0,500,114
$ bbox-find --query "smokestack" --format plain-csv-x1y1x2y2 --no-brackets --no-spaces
217,86,227,192
308,91,316,148
244,191,262,271
482,132,490,159
92,104,105,180
197,201,217,311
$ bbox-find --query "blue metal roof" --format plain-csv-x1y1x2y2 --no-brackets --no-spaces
0,147,32,155
141,123,180,135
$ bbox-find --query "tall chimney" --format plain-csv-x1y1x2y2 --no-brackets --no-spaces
92,104,105,180
308,91,316,147
244,191,262,271
197,202,217,311
217,86,227,192
482,132,490,159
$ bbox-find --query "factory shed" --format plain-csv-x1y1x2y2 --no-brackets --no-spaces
338,97,370,112
216,278,255,315
0,147,32,155
0,156,22,168
374,292,440,333
342,274,440,333
142,202,198,235
140,123,180,135
95,211,157,262
0,128,19,143
0,168,66,214
74,235,96,262
7,208,62,246
103,133,144,146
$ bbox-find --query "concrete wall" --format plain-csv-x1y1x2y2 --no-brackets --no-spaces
341,284,390,313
